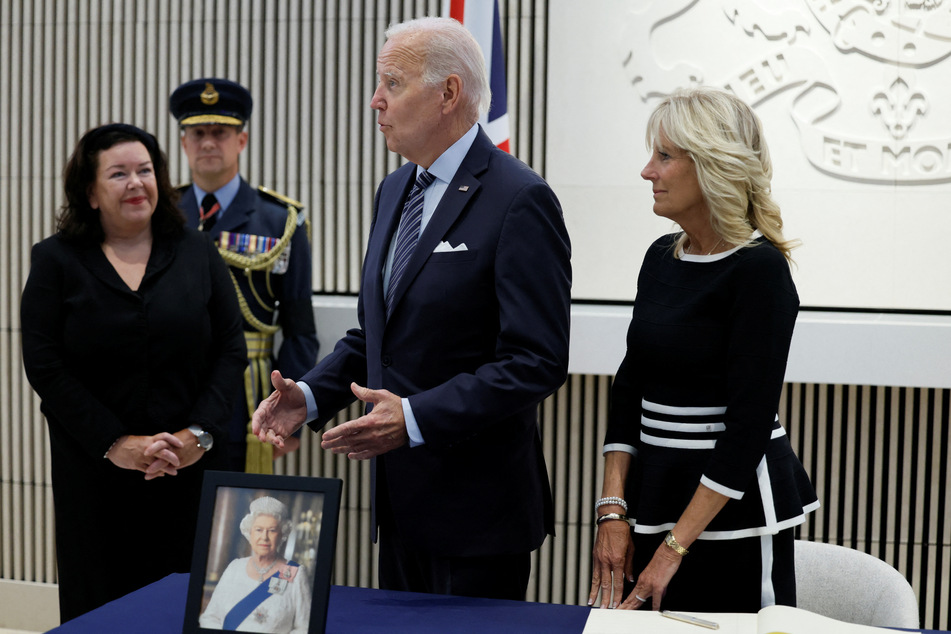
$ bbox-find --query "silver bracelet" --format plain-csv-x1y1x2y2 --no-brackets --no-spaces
103,438,119,459
596,512,632,526
595,496,628,514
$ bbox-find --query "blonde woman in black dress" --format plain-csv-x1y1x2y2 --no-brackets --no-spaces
588,88,819,613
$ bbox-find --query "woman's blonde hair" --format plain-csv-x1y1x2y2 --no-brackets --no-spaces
646,86,798,262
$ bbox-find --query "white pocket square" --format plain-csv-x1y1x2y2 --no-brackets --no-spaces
433,241,468,253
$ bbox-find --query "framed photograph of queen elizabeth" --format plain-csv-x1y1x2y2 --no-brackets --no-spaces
183,471,342,634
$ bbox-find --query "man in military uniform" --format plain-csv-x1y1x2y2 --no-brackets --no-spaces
170,77,318,473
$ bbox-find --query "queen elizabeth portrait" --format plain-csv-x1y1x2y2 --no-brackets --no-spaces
199,496,311,632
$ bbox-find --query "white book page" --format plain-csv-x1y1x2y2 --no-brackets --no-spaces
583,608,756,633
757,605,923,634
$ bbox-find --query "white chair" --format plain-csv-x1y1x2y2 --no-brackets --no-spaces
794,540,919,628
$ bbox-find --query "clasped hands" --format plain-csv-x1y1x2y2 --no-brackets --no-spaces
105,429,205,480
251,371,408,460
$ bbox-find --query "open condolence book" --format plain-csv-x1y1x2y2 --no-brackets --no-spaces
582,604,922,634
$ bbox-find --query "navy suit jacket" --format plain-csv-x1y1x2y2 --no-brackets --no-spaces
303,129,571,557
180,179,318,456
179,179,318,382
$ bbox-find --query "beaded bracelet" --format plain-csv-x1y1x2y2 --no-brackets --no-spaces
595,496,628,514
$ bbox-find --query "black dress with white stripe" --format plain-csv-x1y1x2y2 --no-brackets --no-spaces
606,234,818,545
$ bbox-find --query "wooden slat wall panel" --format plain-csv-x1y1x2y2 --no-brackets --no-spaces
2,2,949,630
782,385,951,629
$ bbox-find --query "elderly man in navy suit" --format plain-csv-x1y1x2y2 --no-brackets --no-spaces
252,16,571,601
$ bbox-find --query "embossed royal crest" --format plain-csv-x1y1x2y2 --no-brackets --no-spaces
620,0,951,183
805,0,951,67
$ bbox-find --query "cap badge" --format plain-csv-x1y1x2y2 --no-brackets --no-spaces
200,83,220,105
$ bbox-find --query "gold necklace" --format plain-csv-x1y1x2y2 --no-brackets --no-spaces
685,238,723,255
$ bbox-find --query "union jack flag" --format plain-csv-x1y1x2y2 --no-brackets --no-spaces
444,0,511,153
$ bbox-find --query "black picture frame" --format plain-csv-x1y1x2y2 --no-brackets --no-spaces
183,471,342,634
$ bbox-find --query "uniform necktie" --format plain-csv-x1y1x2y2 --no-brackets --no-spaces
386,170,435,316
199,193,221,232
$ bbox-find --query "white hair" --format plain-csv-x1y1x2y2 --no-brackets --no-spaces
385,16,491,124
238,496,293,545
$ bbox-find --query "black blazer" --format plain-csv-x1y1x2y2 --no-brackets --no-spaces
20,229,246,618
303,129,572,557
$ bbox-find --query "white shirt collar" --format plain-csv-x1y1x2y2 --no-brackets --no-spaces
420,124,480,185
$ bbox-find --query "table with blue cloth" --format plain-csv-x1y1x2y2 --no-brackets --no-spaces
47,573,590,633
46,573,943,633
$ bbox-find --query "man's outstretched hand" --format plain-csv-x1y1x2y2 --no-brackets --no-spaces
252,370,307,448
319,383,409,460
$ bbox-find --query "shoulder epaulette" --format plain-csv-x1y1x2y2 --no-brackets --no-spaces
258,186,305,211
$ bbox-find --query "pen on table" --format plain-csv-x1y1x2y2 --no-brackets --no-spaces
660,610,720,630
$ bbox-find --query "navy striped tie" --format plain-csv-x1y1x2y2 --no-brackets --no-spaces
386,170,435,316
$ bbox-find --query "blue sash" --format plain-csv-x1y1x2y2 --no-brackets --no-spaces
223,560,299,630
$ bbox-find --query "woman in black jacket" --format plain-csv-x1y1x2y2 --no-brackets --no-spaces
21,123,246,622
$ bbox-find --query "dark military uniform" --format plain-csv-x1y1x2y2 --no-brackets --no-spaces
171,78,318,472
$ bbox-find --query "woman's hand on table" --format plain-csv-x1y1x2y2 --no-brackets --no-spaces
623,540,683,610
588,517,634,609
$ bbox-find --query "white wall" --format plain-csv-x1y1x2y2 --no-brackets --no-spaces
312,296,951,388
547,0,951,311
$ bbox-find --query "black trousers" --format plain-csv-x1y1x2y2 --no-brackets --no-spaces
628,527,797,613
378,521,532,601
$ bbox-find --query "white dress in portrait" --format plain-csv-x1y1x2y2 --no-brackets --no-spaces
199,557,311,633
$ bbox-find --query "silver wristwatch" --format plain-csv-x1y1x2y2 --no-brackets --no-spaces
187,425,214,451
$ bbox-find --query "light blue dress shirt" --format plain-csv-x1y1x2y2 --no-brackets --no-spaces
191,173,241,218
